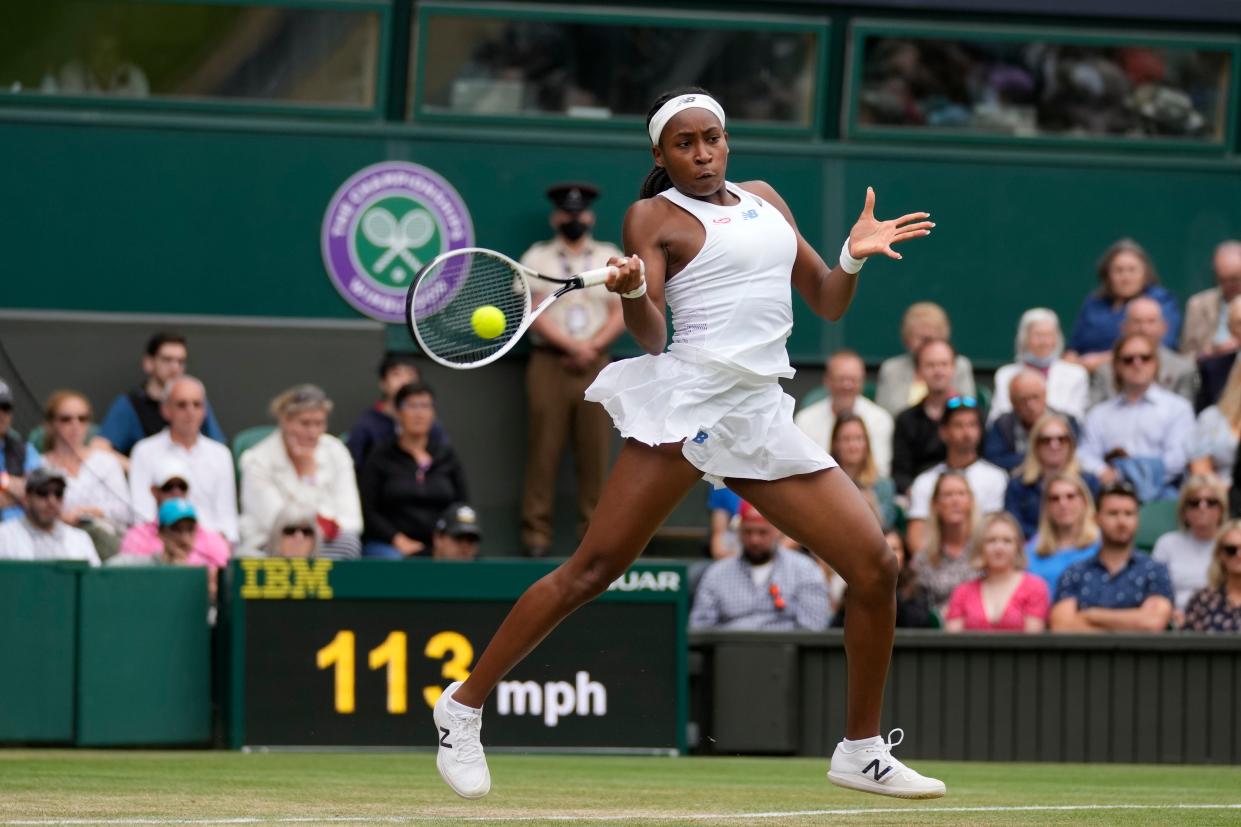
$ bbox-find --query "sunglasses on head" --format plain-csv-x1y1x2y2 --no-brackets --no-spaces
945,395,978,410
1119,352,1154,365
1221,544,1240,558
282,526,315,537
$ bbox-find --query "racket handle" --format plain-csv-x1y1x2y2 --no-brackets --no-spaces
577,265,617,288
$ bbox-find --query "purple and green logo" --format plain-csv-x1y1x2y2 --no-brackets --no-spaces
321,161,474,323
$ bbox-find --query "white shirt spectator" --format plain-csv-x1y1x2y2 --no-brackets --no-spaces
239,430,361,551
794,395,894,477
989,360,1089,424
1151,530,1214,611
129,429,238,544
907,459,1008,520
1078,385,1195,483
52,450,132,528
0,517,99,565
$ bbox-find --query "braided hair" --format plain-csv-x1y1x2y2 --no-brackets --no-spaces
640,85,712,199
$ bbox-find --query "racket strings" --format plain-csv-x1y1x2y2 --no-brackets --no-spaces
411,252,530,366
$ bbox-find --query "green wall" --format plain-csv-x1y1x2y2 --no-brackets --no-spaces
2,110,1240,366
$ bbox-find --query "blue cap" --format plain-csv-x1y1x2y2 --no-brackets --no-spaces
158,498,197,527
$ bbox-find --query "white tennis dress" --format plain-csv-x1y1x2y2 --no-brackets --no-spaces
584,182,837,488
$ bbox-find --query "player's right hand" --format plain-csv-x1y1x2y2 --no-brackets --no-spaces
605,254,645,296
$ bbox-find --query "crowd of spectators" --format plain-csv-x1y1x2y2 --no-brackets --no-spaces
0,335,483,610
3,238,1241,637
695,237,1241,635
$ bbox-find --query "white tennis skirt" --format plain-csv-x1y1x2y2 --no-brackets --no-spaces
584,351,837,488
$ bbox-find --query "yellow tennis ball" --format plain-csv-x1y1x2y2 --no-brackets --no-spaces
471,305,506,339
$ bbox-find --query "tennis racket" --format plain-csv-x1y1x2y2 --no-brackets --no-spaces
406,247,624,369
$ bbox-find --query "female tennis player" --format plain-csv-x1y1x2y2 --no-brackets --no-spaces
434,87,944,800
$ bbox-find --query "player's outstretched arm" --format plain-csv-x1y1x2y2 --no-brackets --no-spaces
748,182,933,321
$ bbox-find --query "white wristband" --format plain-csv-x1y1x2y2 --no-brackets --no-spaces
621,279,647,300
839,238,865,275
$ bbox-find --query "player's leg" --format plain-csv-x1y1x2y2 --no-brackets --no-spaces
460,438,701,706
520,349,572,554
435,439,702,799
727,468,945,799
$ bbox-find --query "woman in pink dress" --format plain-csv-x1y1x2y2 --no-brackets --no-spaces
945,512,1050,632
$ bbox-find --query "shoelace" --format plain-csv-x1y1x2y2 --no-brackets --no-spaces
450,712,484,763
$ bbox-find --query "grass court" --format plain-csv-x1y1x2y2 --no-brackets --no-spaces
2,750,1239,825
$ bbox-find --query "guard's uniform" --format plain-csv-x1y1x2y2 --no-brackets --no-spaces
586,182,836,487
519,235,623,551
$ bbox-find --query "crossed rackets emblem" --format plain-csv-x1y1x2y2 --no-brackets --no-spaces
361,206,436,283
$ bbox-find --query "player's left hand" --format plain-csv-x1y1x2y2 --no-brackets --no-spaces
847,187,934,261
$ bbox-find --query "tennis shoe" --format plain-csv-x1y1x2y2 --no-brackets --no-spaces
827,728,945,799
433,681,491,799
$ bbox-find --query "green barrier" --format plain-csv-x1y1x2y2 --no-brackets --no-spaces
0,562,83,742
225,558,689,753
76,567,212,746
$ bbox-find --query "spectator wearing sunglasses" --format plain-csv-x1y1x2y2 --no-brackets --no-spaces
268,503,321,558
128,376,237,545
0,378,40,523
116,456,229,569
905,395,1007,552
38,390,131,560
1181,518,1241,632
892,338,959,494
983,369,1080,473
1078,334,1195,498
0,467,98,564
1151,476,1227,614
1004,413,1099,538
1049,481,1174,632
1087,297,1196,407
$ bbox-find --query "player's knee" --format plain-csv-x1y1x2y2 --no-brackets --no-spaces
850,543,899,597
559,551,625,605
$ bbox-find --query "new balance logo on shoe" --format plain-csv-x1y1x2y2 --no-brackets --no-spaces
439,726,452,748
863,759,893,782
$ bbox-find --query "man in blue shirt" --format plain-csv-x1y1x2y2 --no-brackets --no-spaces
97,332,226,455
1050,481,1174,632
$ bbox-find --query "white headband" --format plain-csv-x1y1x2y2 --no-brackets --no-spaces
647,93,726,146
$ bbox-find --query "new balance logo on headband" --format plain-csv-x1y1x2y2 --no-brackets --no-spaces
680,96,696,103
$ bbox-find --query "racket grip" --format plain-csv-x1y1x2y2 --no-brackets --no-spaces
578,265,617,288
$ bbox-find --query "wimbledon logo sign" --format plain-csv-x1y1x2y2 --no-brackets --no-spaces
321,161,474,323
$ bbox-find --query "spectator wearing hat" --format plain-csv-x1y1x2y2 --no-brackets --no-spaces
346,352,446,471
97,332,226,455
117,456,230,568
0,467,98,565
519,181,626,557
109,499,201,568
433,503,483,561
904,395,1007,552
128,376,237,544
0,378,41,522
689,501,830,631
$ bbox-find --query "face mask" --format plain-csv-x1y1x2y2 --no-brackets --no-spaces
557,218,590,242
1023,351,1055,369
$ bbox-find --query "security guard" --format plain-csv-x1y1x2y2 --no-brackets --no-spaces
518,182,625,556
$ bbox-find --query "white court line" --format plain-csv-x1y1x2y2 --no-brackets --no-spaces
3,804,1241,824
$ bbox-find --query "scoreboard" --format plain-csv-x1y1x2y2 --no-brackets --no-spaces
224,558,688,752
